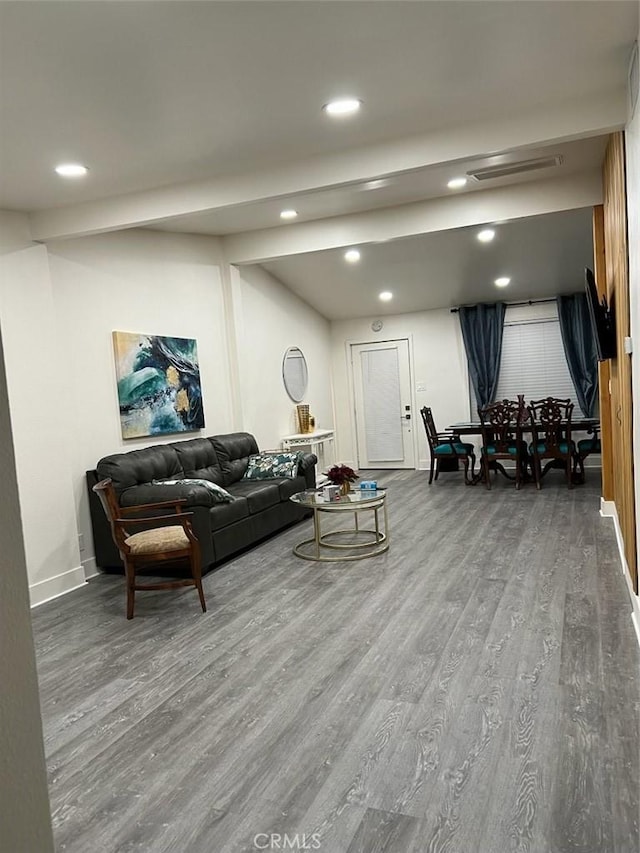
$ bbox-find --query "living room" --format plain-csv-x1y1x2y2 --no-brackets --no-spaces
2,2,639,850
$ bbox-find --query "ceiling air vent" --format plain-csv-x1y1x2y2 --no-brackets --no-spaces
467,155,563,182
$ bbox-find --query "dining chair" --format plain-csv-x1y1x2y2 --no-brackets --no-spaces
92,478,206,619
420,406,476,484
574,427,601,481
527,397,575,489
478,399,529,489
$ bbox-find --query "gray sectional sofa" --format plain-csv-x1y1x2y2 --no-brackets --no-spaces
86,432,316,572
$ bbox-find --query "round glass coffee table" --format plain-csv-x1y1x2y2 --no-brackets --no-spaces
290,488,388,562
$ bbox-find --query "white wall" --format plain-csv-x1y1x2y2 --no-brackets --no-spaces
0,217,83,604
0,210,33,251
0,221,332,601
330,309,469,468
0,213,54,849
47,229,232,581
233,264,333,448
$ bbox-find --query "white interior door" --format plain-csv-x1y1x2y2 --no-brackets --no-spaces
351,339,415,469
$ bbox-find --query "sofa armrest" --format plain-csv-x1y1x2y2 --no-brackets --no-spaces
297,452,317,489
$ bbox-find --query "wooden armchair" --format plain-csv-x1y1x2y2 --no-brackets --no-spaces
527,397,575,489
92,478,206,619
478,399,529,490
420,406,476,484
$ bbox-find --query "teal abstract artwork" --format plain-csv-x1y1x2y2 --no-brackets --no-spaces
113,331,205,439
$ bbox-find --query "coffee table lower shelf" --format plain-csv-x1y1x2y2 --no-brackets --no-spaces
290,489,389,562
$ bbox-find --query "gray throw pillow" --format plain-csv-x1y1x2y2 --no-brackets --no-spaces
153,478,235,503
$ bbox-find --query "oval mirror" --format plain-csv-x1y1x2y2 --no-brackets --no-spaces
282,347,308,402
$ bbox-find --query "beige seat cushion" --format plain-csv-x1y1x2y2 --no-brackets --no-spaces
125,525,189,555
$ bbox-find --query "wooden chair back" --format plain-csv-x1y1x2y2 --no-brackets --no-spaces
92,478,129,551
420,406,439,453
478,399,520,454
528,397,574,452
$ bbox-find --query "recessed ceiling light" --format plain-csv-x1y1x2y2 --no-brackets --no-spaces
54,163,88,178
494,277,511,287
379,291,393,302
323,98,362,117
344,248,361,263
280,209,298,220
477,228,496,243
447,177,467,189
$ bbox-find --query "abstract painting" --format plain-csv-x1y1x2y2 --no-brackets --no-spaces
112,331,205,439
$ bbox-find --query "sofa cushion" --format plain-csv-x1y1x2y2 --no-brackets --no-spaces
211,433,259,485
243,452,300,480
208,498,250,532
226,480,281,514
97,445,183,493
274,474,308,501
171,438,225,485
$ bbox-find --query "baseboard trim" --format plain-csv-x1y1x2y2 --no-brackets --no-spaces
600,497,640,649
29,565,86,608
82,556,99,580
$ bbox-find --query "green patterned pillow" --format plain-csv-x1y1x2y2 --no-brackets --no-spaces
153,478,234,503
243,452,300,480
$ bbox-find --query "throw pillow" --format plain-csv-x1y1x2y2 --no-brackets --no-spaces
243,452,300,480
153,478,235,503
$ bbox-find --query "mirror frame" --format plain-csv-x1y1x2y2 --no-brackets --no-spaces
282,346,308,403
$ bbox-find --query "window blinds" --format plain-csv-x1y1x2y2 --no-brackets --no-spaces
495,313,579,410
361,348,404,461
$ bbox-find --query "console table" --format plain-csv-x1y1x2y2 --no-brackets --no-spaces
281,428,335,478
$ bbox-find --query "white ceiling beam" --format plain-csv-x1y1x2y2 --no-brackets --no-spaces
222,172,603,264
29,92,622,242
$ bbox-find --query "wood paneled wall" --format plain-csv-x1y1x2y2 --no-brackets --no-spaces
597,132,637,592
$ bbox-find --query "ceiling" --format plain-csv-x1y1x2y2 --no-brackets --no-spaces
262,207,595,319
0,1,637,316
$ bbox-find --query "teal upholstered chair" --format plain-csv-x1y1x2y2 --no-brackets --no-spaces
420,406,476,484
478,399,529,490
527,397,575,489
575,429,601,480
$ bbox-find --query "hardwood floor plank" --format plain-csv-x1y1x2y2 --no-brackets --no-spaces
475,680,563,853
30,473,639,853
365,578,506,818
346,807,421,853
550,686,615,853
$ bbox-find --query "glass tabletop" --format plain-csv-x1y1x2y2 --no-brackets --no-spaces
291,488,386,508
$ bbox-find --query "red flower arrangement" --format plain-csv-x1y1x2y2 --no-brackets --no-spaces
326,464,359,486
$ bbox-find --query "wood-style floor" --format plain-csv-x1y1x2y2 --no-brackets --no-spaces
33,470,640,853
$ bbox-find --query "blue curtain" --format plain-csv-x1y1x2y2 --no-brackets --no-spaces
458,303,506,410
557,293,599,417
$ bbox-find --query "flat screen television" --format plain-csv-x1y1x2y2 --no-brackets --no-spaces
585,267,616,361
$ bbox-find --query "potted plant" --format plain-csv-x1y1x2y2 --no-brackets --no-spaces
326,463,359,495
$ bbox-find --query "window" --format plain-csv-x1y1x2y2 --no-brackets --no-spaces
494,303,580,411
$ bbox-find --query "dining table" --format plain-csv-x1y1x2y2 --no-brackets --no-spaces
447,417,600,436
446,417,600,485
